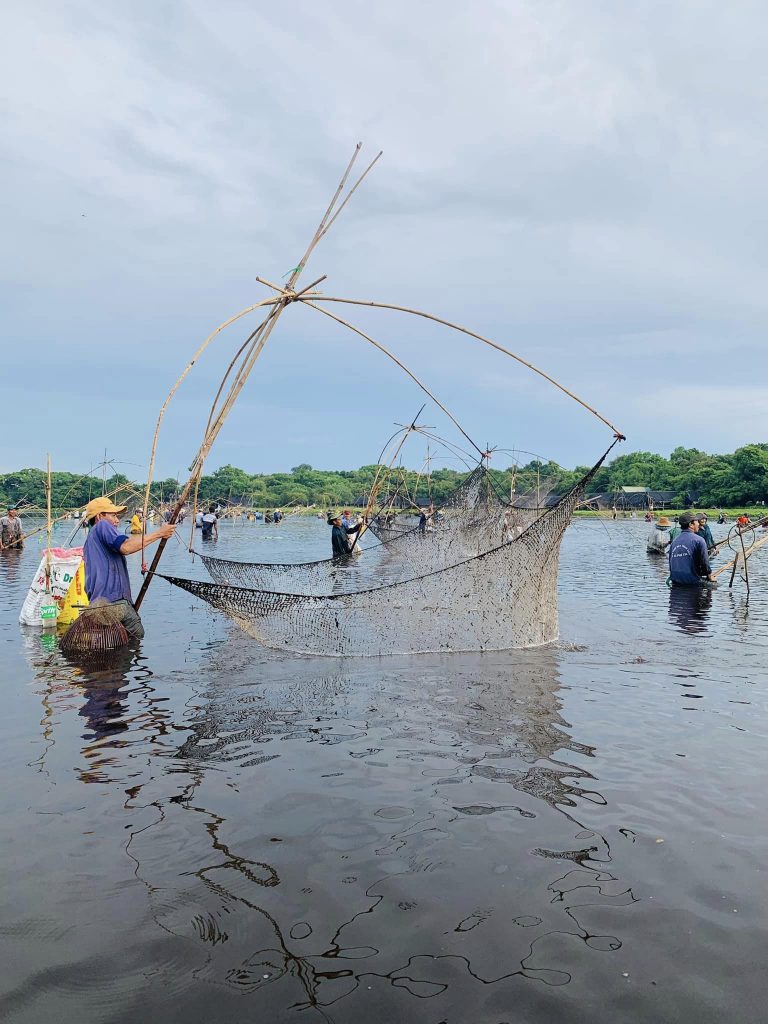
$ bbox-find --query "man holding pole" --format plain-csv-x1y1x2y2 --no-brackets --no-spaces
0,508,24,550
82,497,175,638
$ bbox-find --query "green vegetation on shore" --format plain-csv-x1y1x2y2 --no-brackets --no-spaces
1,443,767,512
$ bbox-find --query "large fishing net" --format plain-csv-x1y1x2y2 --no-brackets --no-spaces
161,451,609,656
136,145,628,647
198,465,512,594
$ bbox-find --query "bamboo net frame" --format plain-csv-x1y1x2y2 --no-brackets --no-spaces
712,522,768,590
135,143,625,613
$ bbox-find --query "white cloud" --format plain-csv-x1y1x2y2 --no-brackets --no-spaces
2,1,768,473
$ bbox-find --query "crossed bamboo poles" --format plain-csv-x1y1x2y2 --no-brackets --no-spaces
135,144,624,611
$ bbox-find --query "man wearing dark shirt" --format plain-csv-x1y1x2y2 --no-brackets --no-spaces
668,512,715,586
83,496,175,638
696,513,716,553
201,505,219,541
327,511,362,557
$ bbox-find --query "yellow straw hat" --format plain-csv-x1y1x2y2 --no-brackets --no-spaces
85,497,127,520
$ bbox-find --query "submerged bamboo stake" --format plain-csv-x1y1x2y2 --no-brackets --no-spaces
304,295,625,438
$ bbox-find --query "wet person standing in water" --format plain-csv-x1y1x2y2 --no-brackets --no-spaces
83,497,175,639
201,505,219,541
668,512,715,587
328,511,362,557
0,507,24,550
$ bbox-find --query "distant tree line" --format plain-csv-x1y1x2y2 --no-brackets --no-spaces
1,444,767,512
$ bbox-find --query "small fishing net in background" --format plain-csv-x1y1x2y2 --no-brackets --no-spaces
60,600,130,655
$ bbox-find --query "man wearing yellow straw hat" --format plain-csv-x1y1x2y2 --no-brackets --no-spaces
82,497,175,639
646,515,673,554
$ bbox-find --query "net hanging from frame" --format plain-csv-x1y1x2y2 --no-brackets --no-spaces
135,143,625,655
161,450,611,657
196,458,569,597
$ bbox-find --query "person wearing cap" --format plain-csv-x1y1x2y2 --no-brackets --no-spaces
0,507,24,550
82,497,175,639
327,511,362,557
646,515,673,554
668,512,715,586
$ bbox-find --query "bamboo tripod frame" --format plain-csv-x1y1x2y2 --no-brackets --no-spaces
134,144,625,612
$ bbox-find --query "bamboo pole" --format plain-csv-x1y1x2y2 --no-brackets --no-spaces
712,531,768,580
303,299,485,458
304,295,624,438
316,151,383,241
358,405,426,543
202,309,277,441
134,143,377,612
287,145,364,290
141,296,282,530
45,455,52,591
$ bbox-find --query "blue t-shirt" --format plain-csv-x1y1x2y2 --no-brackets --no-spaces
83,519,132,603
668,529,710,585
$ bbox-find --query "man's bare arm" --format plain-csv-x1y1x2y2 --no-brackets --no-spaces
120,523,175,555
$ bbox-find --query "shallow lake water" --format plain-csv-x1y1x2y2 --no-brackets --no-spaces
1,516,766,1023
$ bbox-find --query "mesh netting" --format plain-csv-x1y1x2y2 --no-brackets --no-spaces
199,464,550,595
161,453,607,656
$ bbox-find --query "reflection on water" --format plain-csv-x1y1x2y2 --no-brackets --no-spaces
668,585,714,635
13,625,634,1018
0,547,24,585
107,647,635,1017
1,518,768,1022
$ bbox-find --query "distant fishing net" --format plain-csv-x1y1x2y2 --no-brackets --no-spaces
161,454,607,656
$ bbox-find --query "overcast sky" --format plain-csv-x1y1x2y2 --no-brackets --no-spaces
3,1,767,480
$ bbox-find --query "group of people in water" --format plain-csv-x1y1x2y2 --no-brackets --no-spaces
646,509,764,587
647,511,717,585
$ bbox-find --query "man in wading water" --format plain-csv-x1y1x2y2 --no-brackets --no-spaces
83,497,175,639
201,504,219,541
646,515,673,554
668,512,715,587
696,512,716,554
328,511,362,557
0,507,24,550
